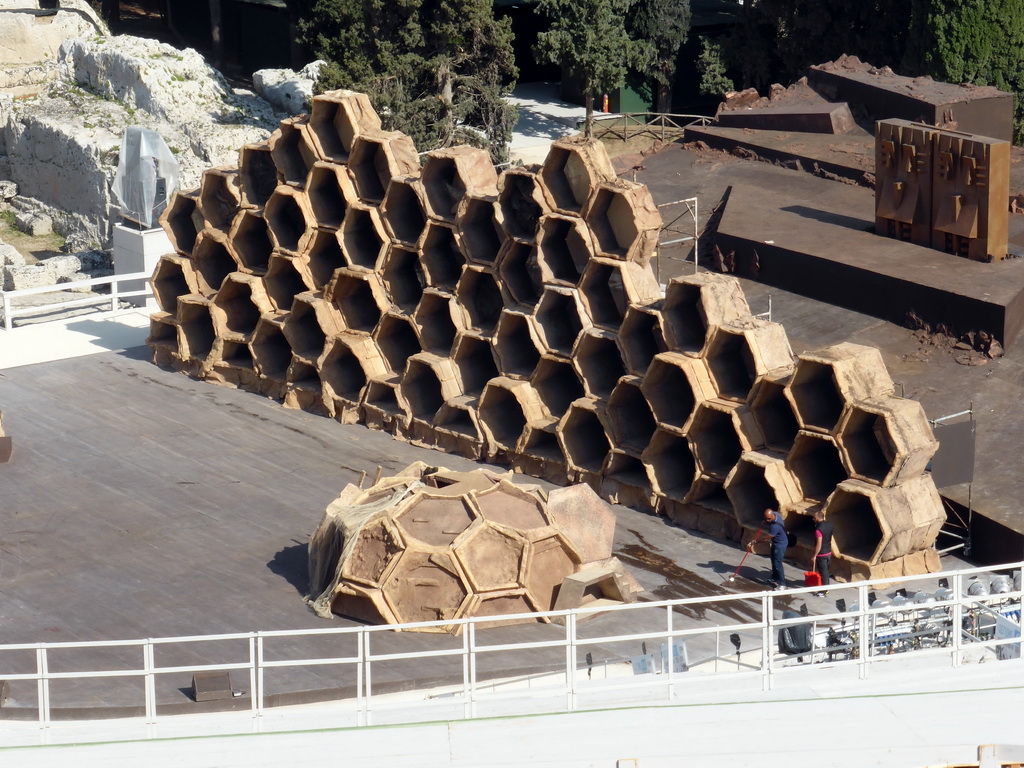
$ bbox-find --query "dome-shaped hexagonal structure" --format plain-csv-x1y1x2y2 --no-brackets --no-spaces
525,531,582,611
785,343,895,434
581,178,661,264
473,480,550,530
836,395,939,487
306,89,382,164
702,318,794,403
661,272,751,355
538,136,616,216
382,548,472,629
453,520,527,593
421,145,498,223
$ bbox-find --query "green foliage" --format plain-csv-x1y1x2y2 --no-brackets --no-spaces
299,0,518,162
533,0,652,133
629,0,691,112
696,37,734,98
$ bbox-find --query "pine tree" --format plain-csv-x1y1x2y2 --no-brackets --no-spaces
629,0,691,113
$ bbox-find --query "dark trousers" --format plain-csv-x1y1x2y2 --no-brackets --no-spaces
814,554,831,586
770,544,786,586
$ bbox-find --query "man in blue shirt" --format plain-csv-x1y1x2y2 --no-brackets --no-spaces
748,508,788,590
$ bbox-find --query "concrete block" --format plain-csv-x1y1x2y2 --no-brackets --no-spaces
4,263,49,291
421,146,498,223
0,243,26,267
15,211,52,236
197,167,241,232
785,343,895,434
306,89,382,164
724,449,803,531
605,375,657,454
381,175,428,248
348,130,420,205
211,272,274,342
702,318,794,403
227,209,273,274
836,395,939,487
455,194,506,267
662,272,751,355
641,351,716,430
539,136,616,216
307,161,358,231
581,178,661,264
264,184,315,256
496,167,549,243
573,328,627,400
264,252,315,312
268,115,317,188
237,142,278,209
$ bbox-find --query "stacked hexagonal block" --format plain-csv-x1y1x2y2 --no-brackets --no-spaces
306,463,640,631
149,90,945,583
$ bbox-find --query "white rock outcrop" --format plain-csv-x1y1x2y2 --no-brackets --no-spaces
253,60,326,115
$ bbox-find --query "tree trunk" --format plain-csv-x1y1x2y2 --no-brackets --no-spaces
585,93,594,138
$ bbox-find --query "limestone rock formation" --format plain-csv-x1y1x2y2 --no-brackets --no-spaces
307,463,641,632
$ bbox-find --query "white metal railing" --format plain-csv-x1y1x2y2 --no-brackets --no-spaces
1,271,152,331
0,561,1019,733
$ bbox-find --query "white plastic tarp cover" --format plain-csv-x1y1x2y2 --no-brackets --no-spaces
112,127,179,229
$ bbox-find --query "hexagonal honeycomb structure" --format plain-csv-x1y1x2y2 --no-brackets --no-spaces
305,89,382,164
581,178,661,263
348,130,419,204
836,395,939,487
538,136,616,216
662,272,751,355
421,145,498,223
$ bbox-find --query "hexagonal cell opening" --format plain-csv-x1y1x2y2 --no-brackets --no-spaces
585,187,639,259
192,232,236,295
540,145,593,214
230,210,273,273
306,229,347,290
321,339,369,401
265,188,312,254
537,216,591,284
375,314,421,373
221,339,253,369
362,375,408,423
705,328,758,401
618,306,666,375
306,163,351,230
420,223,466,291
162,192,201,255
151,257,192,316
287,358,322,392
199,170,240,231
457,268,503,335
422,155,466,223
689,404,743,479
839,406,897,484
238,143,278,209
522,423,564,462
396,496,476,548
329,271,383,332
789,361,846,432
827,488,884,563
284,299,329,361
349,136,396,204
264,254,312,312
479,384,528,450
402,357,446,420
560,402,611,473
382,246,425,314
642,358,699,429
178,300,217,361
308,97,370,164
574,331,626,400
493,311,541,378
532,356,583,418
453,334,500,397
604,450,650,490
579,261,632,329
727,459,782,530
644,429,697,499
414,291,459,355
341,204,386,270
381,178,427,246
458,196,505,266
147,313,177,353
498,172,543,241
497,240,542,307
663,282,708,354
270,120,313,187
214,278,262,338
788,433,847,502
534,289,584,356
434,400,482,439
607,378,656,453
250,318,292,379
751,379,799,451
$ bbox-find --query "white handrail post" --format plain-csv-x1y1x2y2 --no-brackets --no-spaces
665,604,675,701
356,629,366,727
248,633,258,726
761,593,772,691
37,646,50,729
110,276,118,313
465,619,476,720
256,633,266,720
2,291,11,331
144,639,156,724
363,630,373,727
566,611,577,712
952,570,964,666
858,584,870,678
